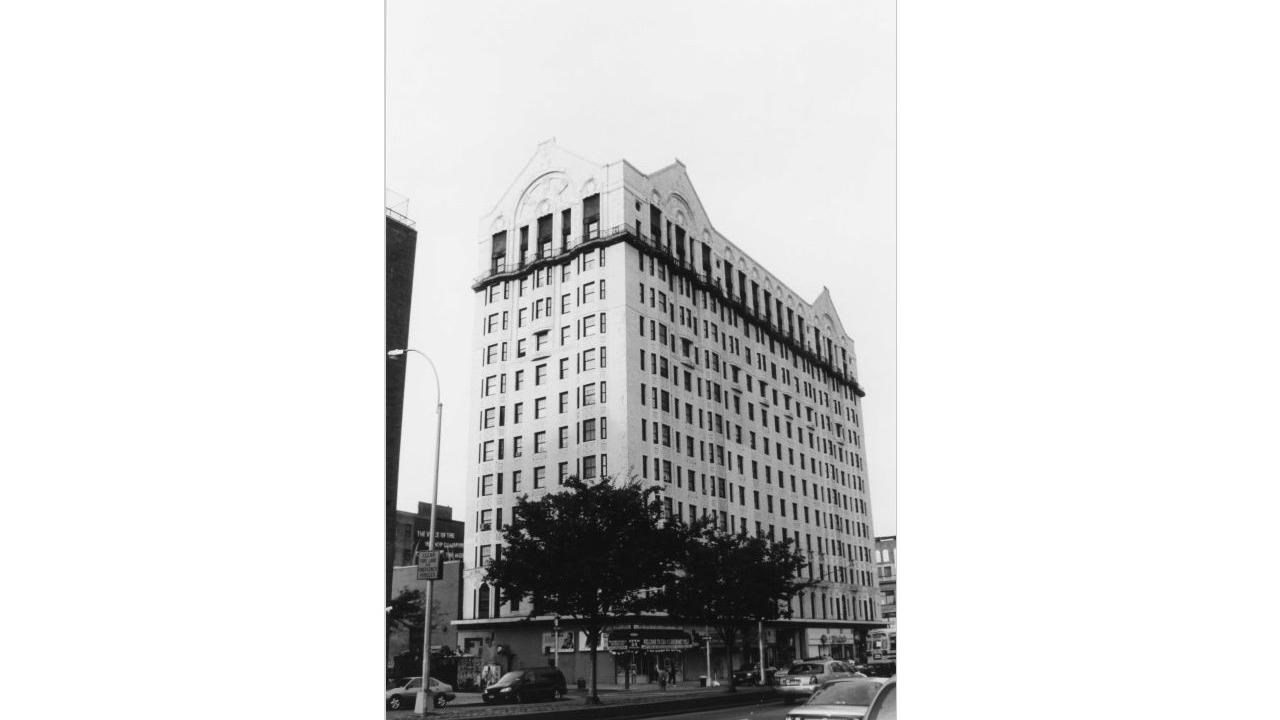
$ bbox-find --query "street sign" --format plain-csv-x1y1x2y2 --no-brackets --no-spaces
416,550,441,580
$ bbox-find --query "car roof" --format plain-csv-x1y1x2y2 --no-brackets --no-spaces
823,676,887,686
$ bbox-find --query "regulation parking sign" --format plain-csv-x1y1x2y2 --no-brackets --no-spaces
416,550,442,580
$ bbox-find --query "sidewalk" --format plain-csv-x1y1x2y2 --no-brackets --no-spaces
388,681,777,720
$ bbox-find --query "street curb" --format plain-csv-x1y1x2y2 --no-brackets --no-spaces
443,688,776,720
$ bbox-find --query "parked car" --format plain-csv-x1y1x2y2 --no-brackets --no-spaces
732,663,778,686
385,676,454,710
481,666,568,704
784,677,889,719
861,678,896,720
774,659,858,702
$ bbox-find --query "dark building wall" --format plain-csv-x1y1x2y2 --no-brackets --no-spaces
391,503,466,567
388,560,465,662
387,212,418,602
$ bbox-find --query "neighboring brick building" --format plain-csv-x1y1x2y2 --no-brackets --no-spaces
387,560,465,672
390,502,466,567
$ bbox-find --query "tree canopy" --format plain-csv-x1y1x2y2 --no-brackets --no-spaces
663,519,813,689
484,475,683,702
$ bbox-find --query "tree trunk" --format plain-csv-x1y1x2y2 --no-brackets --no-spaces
585,627,602,704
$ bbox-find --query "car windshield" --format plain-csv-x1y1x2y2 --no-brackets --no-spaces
404,678,421,689
491,671,524,687
789,663,824,675
808,680,883,706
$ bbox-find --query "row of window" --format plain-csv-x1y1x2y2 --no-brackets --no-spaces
649,493,871,590
639,448,871,541
482,280,608,338
635,249,859,407
476,453,610,497
634,317,865,471
469,571,874,623
482,246,607,305
637,373,865,490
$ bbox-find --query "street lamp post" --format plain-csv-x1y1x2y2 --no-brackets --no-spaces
388,348,443,715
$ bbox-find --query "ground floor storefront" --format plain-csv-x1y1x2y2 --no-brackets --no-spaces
450,617,888,689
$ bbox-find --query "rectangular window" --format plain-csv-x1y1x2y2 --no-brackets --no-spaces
533,466,546,489
582,281,596,303
582,455,597,480
559,357,569,380
582,418,597,442
535,364,547,386
559,391,569,413
534,396,547,419
582,348,596,371
534,431,547,454
511,470,522,493
558,425,569,449
582,383,597,406
512,436,523,458
535,331,549,352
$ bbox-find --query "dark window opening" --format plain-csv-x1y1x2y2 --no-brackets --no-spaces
536,214,553,259
490,231,507,273
583,194,600,240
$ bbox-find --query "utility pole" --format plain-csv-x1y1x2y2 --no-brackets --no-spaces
705,626,712,687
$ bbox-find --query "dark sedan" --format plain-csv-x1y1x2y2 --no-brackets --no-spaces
732,664,778,686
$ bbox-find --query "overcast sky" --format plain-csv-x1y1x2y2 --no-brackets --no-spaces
387,0,897,535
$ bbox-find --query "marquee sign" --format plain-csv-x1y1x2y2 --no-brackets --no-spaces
604,627,697,653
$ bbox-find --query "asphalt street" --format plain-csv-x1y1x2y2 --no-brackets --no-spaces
631,701,793,720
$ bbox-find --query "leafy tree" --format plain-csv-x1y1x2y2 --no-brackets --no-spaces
387,588,450,638
484,475,682,703
664,519,813,691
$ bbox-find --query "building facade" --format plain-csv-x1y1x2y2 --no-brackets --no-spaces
875,535,896,627
456,141,882,682
390,502,466,568
386,203,418,603
387,560,465,676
